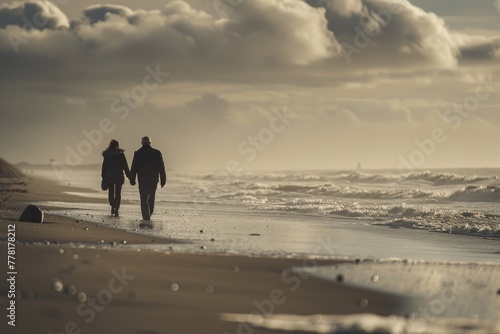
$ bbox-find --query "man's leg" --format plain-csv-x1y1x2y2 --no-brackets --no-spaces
149,184,157,216
139,183,151,220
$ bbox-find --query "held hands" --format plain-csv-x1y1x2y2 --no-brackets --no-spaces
161,180,166,188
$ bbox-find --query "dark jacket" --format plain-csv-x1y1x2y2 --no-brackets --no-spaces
130,145,167,185
101,148,130,184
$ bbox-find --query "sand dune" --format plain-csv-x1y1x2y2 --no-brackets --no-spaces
0,157,23,178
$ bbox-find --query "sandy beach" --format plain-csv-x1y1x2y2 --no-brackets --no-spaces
0,172,499,334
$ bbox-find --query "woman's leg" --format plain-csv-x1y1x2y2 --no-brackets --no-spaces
114,183,123,216
108,182,115,214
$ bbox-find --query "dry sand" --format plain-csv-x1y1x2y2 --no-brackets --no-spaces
0,175,412,333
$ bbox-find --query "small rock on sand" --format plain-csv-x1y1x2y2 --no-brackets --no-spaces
77,292,87,303
18,205,44,223
66,285,77,296
24,291,34,301
129,291,140,301
53,280,64,292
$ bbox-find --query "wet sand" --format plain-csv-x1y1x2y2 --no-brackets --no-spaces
0,176,410,333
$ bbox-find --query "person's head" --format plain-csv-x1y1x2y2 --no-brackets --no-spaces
141,136,151,146
108,139,119,150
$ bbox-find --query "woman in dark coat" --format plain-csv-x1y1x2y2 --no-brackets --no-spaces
101,140,130,217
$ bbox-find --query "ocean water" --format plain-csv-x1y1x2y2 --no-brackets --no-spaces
35,167,500,259
173,168,500,238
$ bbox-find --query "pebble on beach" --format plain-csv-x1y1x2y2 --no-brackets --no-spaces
77,292,87,303
170,283,179,292
359,299,369,308
205,285,214,293
53,280,64,292
129,291,140,301
372,275,379,283
24,291,34,301
336,274,345,283
66,285,77,296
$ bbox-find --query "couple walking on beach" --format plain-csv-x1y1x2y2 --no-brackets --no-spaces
101,136,167,221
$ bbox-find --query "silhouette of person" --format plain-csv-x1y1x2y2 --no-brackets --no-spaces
130,136,167,221
102,139,130,217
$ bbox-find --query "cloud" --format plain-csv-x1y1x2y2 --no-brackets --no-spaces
226,0,340,65
307,0,460,67
321,0,364,17
459,40,500,60
453,33,500,62
0,1,69,29
0,0,344,88
185,93,231,119
81,4,134,24
67,0,338,66
2,0,498,89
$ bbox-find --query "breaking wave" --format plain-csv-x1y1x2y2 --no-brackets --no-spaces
191,170,494,186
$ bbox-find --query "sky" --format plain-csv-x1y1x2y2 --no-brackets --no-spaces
0,0,499,171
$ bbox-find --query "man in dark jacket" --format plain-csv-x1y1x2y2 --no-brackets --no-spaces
130,136,167,221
